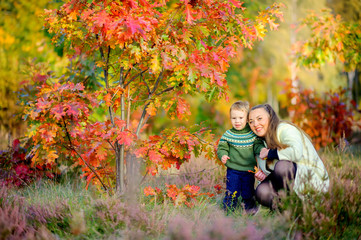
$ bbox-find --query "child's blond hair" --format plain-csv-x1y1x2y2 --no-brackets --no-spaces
230,101,249,116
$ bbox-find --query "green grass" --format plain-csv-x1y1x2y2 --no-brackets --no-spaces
1,147,361,239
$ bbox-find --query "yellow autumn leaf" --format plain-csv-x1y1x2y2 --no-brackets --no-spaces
255,23,266,40
174,192,187,206
68,11,78,21
47,150,59,164
96,61,105,68
146,102,157,116
150,54,161,73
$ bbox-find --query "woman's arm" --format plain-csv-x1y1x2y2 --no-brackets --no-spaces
277,124,304,162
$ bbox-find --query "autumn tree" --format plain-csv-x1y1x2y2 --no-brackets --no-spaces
25,0,283,193
224,0,341,110
281,8,361,148
293,9,361,107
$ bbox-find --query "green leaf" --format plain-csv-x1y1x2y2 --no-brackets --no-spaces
188,68,196,84
207,87,216,102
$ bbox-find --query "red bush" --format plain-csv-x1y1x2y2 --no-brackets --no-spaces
0,139,57,187
283,79,359,150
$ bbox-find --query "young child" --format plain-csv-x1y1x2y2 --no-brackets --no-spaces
217,100,264,213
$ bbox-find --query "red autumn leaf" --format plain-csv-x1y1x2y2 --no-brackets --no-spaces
15,164,32,176
147,166,158,176
114,118,126,129
134,147,148,158
39,128,56,143
104,93,112,107
149,150,163,164
36,97,52,110
214,184,223,194
34,73,48,83
126,18,145,35
229,0,244,9
66,103,80,116
166,184,179,201
74,83,85,91
96,147,108,161
144,186,156,196
93,10,110,27
46,172,55,179
81,8,94,20
86,173,94,190
12,139,20,152
183,184,200,195
117,131,134,146
176,98,190,119
155,187,162,194
51,104,66,120
185,4,194,24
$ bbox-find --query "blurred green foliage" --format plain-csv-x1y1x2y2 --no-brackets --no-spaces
0,0,66,149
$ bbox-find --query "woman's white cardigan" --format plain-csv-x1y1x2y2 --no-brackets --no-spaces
258,122,329,197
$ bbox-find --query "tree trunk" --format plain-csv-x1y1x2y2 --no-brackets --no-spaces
126,153,142,194
118,93,125,193
346,70,356,109
116,67,126,193
289,0,299,118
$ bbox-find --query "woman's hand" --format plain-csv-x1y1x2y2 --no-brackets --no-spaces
255,170,267,181
260,148,269,159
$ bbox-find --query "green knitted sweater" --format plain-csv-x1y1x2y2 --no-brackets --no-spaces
217,124,264,171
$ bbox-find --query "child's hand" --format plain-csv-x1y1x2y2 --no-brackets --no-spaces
249,167,267,181
254,169,267,181
221,155,230,164
260,148,269,159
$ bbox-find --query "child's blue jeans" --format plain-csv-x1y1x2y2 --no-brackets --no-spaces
223,168,257,211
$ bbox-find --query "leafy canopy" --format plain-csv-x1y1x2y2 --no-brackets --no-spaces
24,0,284,189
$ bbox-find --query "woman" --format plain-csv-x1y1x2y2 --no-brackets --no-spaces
248,104,329,210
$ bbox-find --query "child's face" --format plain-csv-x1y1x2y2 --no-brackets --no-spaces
230,109,248,130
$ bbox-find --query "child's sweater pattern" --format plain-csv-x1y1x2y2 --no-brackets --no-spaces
217,124,263,171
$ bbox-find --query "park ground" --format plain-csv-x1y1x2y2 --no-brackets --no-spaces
2,142,361,240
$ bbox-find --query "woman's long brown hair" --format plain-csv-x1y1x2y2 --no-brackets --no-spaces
250,104,289,150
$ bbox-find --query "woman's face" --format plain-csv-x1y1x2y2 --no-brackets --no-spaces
248,108,270,137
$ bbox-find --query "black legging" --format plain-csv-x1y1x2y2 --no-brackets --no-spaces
255,160,297,210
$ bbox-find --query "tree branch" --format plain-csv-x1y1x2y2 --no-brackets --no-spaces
107,140,116,151
151,69,164,94
141,73,151,95
99,45,111,87
136,102,150,137
123,63,138,83
155,82,183,96
61,117,108,191
124,68,148,88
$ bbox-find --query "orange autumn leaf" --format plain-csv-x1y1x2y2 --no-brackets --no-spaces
146,103,157,116
144,186,156,196
248,166,259,174
104,93,112,107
